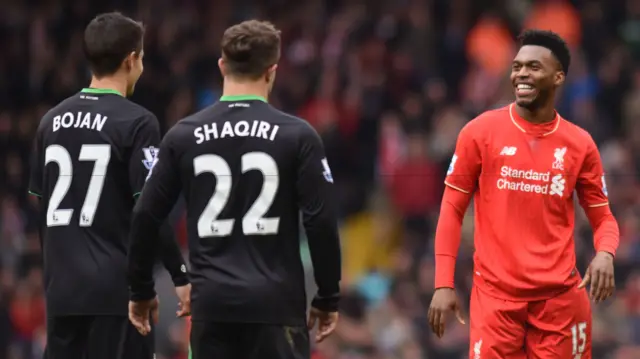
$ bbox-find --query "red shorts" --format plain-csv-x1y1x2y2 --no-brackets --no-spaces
469,284,591,359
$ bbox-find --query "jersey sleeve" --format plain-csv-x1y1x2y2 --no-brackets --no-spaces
296,125,342,312
444,122,482,194
576,137,619,255
128,130,183,301
28,126,44,197
129,113,162,197
576,138,609,208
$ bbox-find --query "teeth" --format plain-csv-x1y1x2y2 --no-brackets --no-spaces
517,84,533,90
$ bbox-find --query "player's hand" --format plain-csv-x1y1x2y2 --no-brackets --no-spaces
307,307,339,343
128,296,160,336
578,251,615,303
428,288,465,339
175,283,192,317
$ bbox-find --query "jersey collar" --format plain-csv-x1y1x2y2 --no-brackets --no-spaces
81,88,124,97
219,95,267,103
508,103,560,137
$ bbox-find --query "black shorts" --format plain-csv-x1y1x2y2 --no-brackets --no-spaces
190,321,310,359
45,315,154,359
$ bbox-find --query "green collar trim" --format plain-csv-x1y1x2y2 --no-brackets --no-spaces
219,95,267,102
81,88,123,97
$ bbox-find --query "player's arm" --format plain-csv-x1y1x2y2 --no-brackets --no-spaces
575,139,619,256
576,138,620,256
429,122,481,338
434,123,482,289
156,222,189,285
296,126,342,313
128,114,189,287
128,124,185,301
575,138,619,302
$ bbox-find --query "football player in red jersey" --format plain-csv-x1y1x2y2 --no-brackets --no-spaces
428,29,619,358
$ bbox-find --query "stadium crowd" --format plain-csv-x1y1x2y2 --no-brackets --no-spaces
1,0,639,358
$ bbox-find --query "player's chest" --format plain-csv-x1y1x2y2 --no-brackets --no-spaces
482,135,582,197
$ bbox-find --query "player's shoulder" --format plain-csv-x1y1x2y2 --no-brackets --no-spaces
81,90,154,119
558,115,594,142
39,91,156,130
168,105,215,136
472,105,511,126
272,108,319,137
161,106,213,147
557,115,597,150
120,99,156,121
38,94,79,125
458,105,510,139
272,109,326,152
106,96,158,127
36,94,82,135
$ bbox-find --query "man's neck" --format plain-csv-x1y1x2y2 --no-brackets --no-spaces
222,80,268,102
88,77,127,97
515,103,556,124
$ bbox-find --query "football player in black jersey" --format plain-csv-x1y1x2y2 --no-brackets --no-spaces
28,12,190,359
127,20,342,359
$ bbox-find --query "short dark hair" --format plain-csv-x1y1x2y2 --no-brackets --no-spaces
83,12,144,78
221,20,281,80
518,29,570,75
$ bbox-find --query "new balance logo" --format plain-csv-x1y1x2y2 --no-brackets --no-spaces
500,146,517,156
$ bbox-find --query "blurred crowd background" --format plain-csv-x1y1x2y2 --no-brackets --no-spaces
1,0,640,358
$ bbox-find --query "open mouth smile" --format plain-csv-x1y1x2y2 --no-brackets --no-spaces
515,83,536,97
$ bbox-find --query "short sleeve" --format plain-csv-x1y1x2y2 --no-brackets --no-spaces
444,123,482,193
576,139,609,208
28,127,44,197
129,113,161,197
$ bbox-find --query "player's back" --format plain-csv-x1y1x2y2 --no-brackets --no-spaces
29,88,159,315
165,96,316,325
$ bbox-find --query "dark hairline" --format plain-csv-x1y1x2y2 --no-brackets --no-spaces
83,13,145,77
517,29,570,74
516,44,565,73
220,20,281,80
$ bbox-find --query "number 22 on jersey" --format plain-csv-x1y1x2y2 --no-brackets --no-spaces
45,144,110,227
194,151,279,238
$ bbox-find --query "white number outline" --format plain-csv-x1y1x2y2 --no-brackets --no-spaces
194,151,280,238
45,145,74,226
194,154,234,237
571,321,587,355
45,144,111,227
242,152,280,235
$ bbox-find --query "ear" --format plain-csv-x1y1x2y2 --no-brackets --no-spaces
218,58,226,77
554,71,565,87
265,64,278,82
123,51,138,72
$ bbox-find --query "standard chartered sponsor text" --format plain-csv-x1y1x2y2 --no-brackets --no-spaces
497,166,559,195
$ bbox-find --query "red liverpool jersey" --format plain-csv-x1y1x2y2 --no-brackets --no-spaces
443,104,612,301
